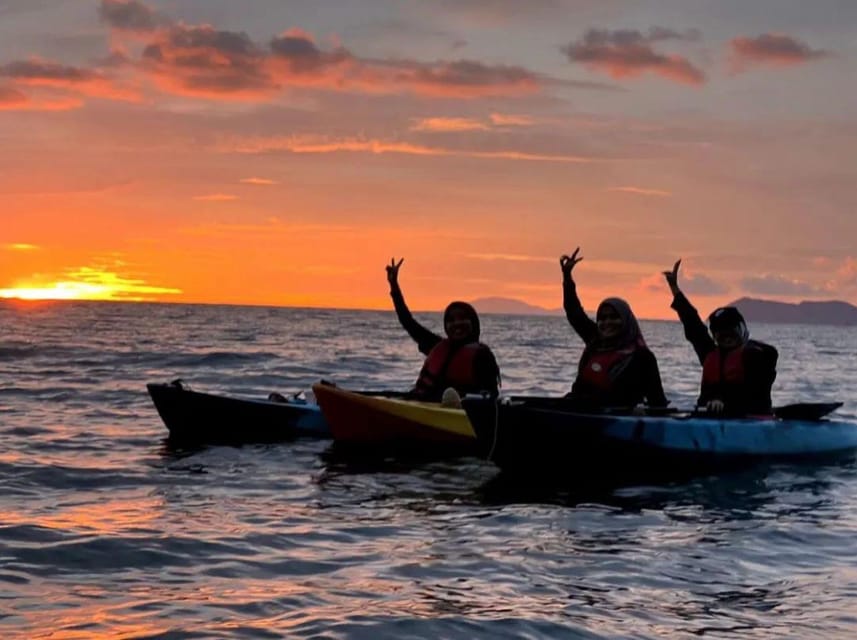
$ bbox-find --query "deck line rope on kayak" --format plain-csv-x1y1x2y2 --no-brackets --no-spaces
487,396,503,461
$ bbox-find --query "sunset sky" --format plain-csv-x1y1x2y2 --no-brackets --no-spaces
1,0,855,318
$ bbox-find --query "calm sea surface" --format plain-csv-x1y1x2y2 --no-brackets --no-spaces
2,300,857,639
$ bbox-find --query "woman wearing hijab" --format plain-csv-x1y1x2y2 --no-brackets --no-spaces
386,258,501,404
663,259,778,416
561,248,668,410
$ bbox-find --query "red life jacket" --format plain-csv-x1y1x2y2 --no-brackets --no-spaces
577,346,637,391
701,346,746,386
414,340,481,396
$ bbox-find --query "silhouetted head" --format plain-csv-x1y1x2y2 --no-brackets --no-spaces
594,297,644,349
443,301,480,343
708,306,749,349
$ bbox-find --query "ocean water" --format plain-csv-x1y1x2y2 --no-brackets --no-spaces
2,300,857,639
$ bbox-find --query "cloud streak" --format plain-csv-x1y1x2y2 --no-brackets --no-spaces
240,177,278,185
562,28,705,86
464,253,553,263
192,193,238,201
608,186,672,197
223,135,600,163
410,117,490,132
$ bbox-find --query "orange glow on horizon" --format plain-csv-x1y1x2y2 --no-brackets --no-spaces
0,268,182,302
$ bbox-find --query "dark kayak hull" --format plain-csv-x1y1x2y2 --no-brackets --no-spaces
147,382,329,443
462,396,857,480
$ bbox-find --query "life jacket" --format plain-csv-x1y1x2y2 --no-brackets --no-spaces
413,339,481,397
701,346,746,387
577,346,637,391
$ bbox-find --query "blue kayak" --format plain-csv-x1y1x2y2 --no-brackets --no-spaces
462,396,857,479
147,380,329,443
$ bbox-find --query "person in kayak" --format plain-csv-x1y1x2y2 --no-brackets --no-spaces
386,257,501,404
663,259,778,416
561,248,669,411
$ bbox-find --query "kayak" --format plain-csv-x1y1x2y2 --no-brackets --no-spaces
311,382,475,452
462,396,857,478
147,380,329,442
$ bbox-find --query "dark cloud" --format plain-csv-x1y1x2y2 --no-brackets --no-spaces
399,59,540,96
740,274,824,296
140,24,276,98
682,274,729,296
562,28,706,86
120,18,543,99
99,0,169,33
729,33,830,73
0,58,135,101
269,31,351,74
0,59,99,83
0,0,567,103
642,272,728,296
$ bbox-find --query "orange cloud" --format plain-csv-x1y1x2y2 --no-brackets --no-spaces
224,135,599,163
411,113,537,132
563,28,705,86
410,117,489,132
0,89,84,111
608,186,672,197
728,33,830,73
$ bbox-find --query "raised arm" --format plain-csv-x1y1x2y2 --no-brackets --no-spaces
561,248,598,344
663,259,715,364
387,257,442,355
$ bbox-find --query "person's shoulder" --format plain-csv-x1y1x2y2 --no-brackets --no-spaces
746,339,778,360
747,339,777,352
635,346,661,364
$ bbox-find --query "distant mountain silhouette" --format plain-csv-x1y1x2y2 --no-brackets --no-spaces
729,297,857,326
470,297,561,316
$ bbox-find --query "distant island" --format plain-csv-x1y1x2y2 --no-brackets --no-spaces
728,298,857,326
471,296,857,326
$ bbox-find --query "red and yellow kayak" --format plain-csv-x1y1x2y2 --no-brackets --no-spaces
312,383,475,448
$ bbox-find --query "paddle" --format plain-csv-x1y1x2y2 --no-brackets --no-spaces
683,401,844,421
